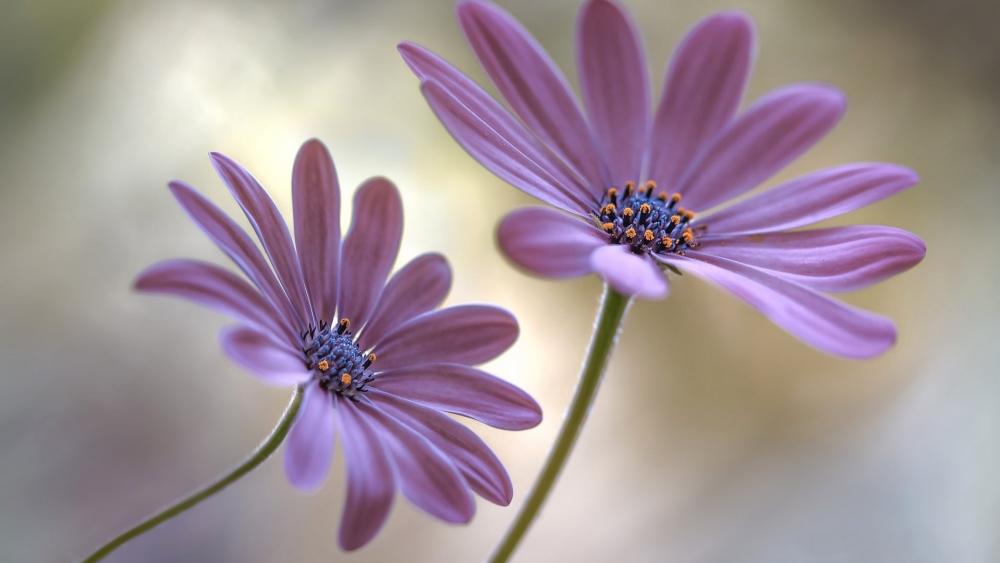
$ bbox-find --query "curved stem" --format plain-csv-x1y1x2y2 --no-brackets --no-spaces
490,286,630,562
82,387,304,563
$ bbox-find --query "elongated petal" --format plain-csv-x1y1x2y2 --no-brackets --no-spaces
292,139,341,323
420,80,590,214
647,12,754,190
589,245,668,299
697,226,926,292
168,181,299,329
336,397,396,551
337,178,403,331
457,0,606,189
369,390,513,506
363,400,475,524
400,42,592,206
677,84,846,211
284,383,335,491
497,207,604,278
210,152,312,327
134,259,290,341
373,305,518,372
360,253,452,351
577,0,649,185
667,253,897,358
374,363,542,430
702,163,918,235
219,325,311,387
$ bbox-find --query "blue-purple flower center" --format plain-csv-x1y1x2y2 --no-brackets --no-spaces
303,319,375,398
593,181,699,255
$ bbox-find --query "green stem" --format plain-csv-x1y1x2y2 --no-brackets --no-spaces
490,286,631,562
82,387,304,563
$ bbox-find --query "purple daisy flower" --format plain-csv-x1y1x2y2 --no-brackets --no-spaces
135,139,542,550
401,0,926,358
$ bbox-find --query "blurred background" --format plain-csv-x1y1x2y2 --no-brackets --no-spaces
2,0,998,561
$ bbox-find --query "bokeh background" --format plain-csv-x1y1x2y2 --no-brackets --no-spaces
2,0,998,561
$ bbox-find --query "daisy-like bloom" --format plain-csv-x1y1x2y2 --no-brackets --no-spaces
135,139,542,550
401,0,926,358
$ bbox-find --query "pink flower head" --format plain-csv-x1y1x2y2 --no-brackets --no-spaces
401,0,925,358
135,139,541,550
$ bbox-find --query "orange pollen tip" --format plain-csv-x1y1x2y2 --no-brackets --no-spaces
624,181,636,190
644,180,657,190
661,236,674,248
625,227,637,239
670,215,681,224
644,230,655,241
607,187,618,197
317,360,330,371
339,318,350,329
602,222,615,232
340,373,352,385
602,204,616,214
682,230,694,242
623,207,634,217
639,203,651,214
684,210,696,220
657,192,669,201
671,193,682,203
367,353,377,363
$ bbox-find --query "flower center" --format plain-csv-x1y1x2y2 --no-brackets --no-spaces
593,180,699,255
302,318,375,398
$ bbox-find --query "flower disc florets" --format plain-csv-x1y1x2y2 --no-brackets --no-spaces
593,181,699,256
303,318,375,398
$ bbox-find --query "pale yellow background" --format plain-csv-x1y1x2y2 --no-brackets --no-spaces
1,0,997,561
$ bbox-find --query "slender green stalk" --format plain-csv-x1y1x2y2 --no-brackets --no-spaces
82,387,304,563
490,286,631,562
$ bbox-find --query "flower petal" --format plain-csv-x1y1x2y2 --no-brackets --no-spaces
374,363,542,431
168,181,299,329
589,245,668,299
696,226,926,292
666,253,897,358
134,258,291,342
400,42,592,207
496,207,604,278
419,79,590,214
284,383,336,492
577,0,649,185
372,305,518,372
701,163,919,235
219,325,311,387
359,253,452,352
362,399,475,524
457,0,606,189
210,152,313,327
647,11,754,191
292,139,341,323
676,84,846,211
335,397,396,551
337,177,403,331
368,389,514,506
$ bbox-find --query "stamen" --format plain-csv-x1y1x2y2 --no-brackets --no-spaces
317,359,330,371
363,353,376,369
593,187,699,256
337,318,350,334
340,373,352,386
